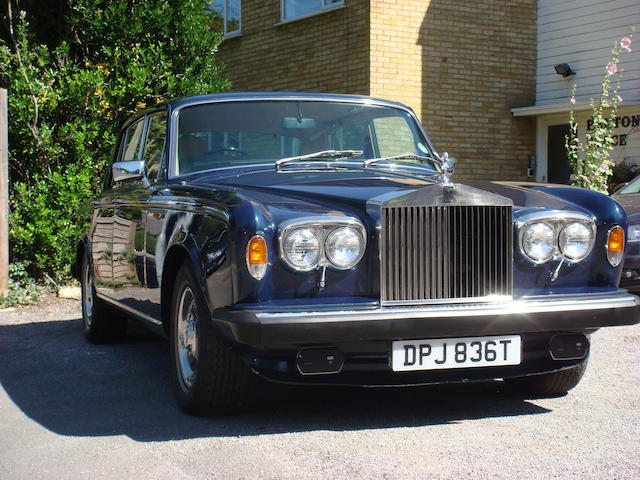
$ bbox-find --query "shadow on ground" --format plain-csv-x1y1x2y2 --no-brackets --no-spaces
0,317,550,441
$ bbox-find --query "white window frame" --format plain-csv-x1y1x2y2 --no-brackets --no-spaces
280,0,345,23
208,0,241,37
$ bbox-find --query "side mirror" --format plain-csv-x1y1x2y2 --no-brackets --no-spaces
113,160,145,183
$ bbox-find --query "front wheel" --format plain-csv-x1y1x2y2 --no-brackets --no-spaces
80,254,127,344
170,261,252,416
506,359,588,397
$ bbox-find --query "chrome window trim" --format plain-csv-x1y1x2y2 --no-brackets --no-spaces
278,216,366,272
516,210,596,265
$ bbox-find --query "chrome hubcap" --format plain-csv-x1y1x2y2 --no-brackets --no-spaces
82,261,94,328
176,287,198,389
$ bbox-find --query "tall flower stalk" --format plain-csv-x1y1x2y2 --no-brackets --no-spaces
566,33,633,194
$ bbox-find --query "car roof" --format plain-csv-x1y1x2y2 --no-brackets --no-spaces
167,92,413,111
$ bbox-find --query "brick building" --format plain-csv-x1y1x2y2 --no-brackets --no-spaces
210,0,537,181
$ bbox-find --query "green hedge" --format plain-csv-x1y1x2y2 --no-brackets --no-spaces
0,0,228,280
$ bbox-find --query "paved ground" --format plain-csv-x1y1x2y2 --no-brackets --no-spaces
0,296,639,479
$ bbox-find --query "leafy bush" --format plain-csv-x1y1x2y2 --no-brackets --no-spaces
0,0,228,280
0,262,41,307
10,164,94,277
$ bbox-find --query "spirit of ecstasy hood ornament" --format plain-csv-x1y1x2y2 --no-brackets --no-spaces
435,151,456,186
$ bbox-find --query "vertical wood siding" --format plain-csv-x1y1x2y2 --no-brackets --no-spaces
537,0,640,105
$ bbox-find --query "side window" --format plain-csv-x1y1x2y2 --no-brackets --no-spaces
122,119,145,162
143,112,167,182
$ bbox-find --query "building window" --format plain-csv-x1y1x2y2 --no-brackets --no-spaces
282,0,344,22
208,0,241,36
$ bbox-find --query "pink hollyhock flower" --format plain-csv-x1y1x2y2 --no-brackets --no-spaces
570,174,577,181
621,37,632,52
599,162,610,172
570,98,576,105
607,63,618,75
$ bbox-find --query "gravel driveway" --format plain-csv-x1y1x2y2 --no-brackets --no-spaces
1,296,639,479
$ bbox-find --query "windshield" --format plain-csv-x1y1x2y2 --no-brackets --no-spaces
616,175,640,194
174,100,436,175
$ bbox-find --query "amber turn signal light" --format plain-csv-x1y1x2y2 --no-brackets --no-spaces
607,226,624,267
246,235,268,279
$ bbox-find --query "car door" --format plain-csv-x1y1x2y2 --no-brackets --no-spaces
138,111,168,320
90,124,133,297
99,117,148,312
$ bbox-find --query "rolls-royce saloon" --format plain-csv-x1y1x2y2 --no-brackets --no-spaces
73,93,640,415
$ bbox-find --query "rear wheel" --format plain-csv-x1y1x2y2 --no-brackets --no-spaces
506,359,588,397
80,254,127,344
170,261,252,416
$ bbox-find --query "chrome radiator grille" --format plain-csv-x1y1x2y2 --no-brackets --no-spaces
380,205,513,304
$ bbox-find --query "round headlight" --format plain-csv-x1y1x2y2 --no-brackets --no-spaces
325,226,364,269
522,222,556,262
282,227,321,271
559,222,593,261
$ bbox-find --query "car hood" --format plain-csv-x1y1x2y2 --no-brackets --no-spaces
187,168,588,214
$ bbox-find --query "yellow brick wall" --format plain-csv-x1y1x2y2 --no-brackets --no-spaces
217,1,370,94
370,0,537,180
217,1,537,181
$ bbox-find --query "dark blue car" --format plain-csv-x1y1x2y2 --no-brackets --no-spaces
612,176,640,293
73,93,640,415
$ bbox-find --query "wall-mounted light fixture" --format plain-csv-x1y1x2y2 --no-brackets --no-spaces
554,64,575,77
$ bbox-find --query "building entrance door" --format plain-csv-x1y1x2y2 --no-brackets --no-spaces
547,124,572,184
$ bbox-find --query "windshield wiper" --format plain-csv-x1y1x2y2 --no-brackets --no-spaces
363,153,434,167
275,150,363,169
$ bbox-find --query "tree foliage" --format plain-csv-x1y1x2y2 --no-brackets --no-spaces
0,0,228,279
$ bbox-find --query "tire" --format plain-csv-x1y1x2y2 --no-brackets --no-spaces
506,359,589,397
80,254,127,344
169,260,252,416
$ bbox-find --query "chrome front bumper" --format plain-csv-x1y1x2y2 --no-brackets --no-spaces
214,290,640,345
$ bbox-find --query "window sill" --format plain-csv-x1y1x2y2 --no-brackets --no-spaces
222,31,243,40
275,5,346,27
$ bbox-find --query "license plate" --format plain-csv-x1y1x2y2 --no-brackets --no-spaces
392,335,521,372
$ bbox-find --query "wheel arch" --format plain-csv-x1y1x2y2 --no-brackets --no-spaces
161,243,202,334
72,237,90,280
